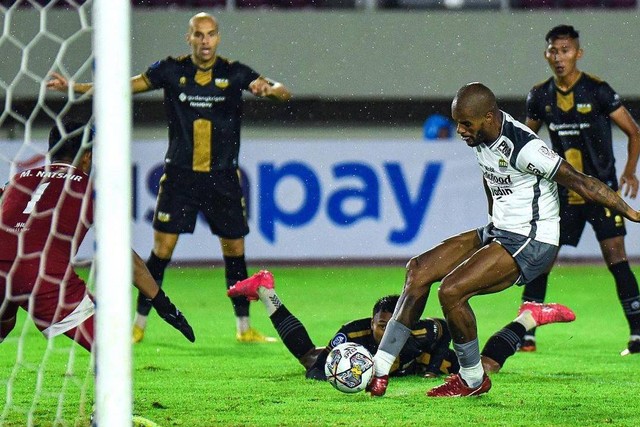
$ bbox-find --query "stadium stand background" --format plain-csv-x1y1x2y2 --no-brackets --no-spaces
1,4,639,131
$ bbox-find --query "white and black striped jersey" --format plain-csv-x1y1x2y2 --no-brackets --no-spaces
475,111,562,246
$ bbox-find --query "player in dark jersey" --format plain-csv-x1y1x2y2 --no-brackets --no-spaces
0,122,194,349
523,25,640,356
227,271,576,381
47,12,291,344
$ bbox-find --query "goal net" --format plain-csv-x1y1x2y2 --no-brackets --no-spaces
0,1,132,426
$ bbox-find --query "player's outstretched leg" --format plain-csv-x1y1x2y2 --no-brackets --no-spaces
519,302,575,326
426,373,491,397
227,271,276,343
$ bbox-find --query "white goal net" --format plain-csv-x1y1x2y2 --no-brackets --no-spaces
0,1,132,426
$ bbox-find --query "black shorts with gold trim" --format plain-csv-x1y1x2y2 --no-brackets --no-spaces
559,200,626,247
152,164,249,238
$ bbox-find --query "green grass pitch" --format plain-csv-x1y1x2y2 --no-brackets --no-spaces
1,265,639,426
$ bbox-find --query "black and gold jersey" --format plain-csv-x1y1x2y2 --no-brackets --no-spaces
309,317,456,378
142,55,260,172
526,73,622,202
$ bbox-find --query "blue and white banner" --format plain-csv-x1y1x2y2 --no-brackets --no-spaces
2,138,639,261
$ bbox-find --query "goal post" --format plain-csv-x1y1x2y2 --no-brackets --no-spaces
0,0,133,425
93,0,133,425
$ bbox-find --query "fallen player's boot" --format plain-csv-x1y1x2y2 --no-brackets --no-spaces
227,270,274,301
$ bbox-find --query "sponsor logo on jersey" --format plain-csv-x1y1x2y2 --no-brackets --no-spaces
527,163,543,175
491,187,513,196
483,170,512,185
330,333,347,348
577,103,592,114
178,93,225,108
157,211,171,222
215,78,229,89
498,158,508,171
496,140,512,158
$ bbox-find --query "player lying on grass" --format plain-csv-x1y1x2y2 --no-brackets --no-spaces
0,121,195,348
228,271,575,379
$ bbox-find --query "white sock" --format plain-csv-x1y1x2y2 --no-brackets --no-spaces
373,350,396,377
134,314,147,329
236,316,250,334
459,361,484,389
514,310,537,331
257,287,281,316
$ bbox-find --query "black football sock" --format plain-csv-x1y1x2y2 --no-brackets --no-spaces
224,255,249,317
270,306,315,359
521,273,549,338
481,322,527,368
137,251,170,316
608,261,640,335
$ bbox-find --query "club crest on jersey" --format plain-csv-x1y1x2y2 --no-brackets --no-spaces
498,158,508,171
577,103,592,114
215,78,229,89
157,211,171,222
179,77,187,87
496,140,512,158
330,333,347,348
537,146,558,160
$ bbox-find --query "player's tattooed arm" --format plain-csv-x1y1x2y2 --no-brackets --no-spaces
554,160,640,222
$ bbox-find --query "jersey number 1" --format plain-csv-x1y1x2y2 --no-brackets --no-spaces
23,182,51,214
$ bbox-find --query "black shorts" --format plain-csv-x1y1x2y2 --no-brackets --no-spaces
560,201,626,247
477,224,559,285
152,165,249,239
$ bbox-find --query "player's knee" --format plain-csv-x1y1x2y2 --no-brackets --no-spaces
152,246,174,260
404,257,436,294
153,233,178,259
437,276,464,306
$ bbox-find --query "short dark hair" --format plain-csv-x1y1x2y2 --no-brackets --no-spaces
48,121,93,161
545,25,579,43
372,295,400,317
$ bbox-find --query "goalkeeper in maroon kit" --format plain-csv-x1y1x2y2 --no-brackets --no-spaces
0,122,194,349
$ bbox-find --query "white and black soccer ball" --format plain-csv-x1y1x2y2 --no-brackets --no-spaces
324,342,374,393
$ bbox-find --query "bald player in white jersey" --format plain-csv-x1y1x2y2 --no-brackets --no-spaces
366,82,640,398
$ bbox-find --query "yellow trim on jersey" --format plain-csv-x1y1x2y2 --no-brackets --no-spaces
565,148,586,205
193,119,212,172
347,330,371,339
195,69,212,86
557,91,574,113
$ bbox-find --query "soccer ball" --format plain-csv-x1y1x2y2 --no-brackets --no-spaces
324,342,374,393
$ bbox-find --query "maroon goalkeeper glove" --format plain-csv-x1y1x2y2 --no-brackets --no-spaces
151,289,195,343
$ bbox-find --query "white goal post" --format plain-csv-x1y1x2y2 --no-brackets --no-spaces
93,0,133,426
0,0,133,425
